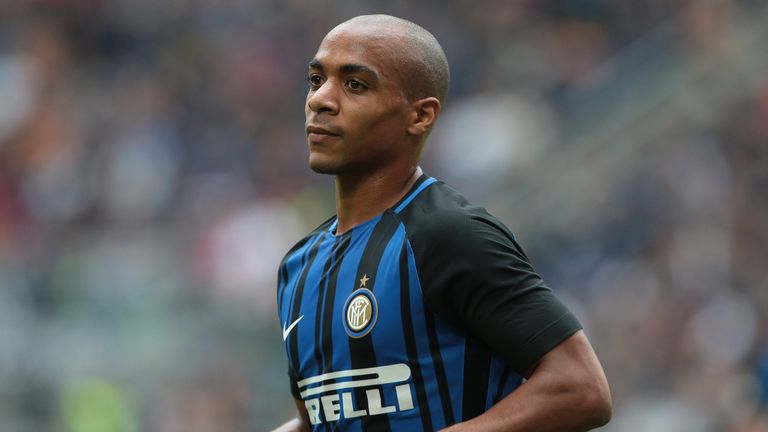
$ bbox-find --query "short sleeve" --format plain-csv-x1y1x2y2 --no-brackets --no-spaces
409,208,581,374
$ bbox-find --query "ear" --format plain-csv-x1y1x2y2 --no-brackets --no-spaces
407,97,441,136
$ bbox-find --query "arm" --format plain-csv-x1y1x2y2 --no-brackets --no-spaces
442,330,612,432
269,399,311,432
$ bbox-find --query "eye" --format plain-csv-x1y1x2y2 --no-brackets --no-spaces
307,74,324,88
346,79,366,91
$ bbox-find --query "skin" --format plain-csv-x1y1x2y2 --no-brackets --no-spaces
270,15,612,432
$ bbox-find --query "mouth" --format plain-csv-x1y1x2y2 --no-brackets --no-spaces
306,125,341,144
306,125,340,136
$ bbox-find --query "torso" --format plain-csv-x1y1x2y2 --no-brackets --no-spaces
277,176,526,431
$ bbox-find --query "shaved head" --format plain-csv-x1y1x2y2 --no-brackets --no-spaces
327,14,450,105
305,14,447,174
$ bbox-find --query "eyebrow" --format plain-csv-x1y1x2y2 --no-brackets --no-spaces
308,59,379,81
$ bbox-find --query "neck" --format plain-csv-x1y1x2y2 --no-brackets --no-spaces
334,164,423,234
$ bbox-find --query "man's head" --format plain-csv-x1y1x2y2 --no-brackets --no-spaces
304,15,449,175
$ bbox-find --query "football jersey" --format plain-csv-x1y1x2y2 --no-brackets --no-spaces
276,174,581,431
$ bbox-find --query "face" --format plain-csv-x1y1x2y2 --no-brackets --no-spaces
305,26,413,175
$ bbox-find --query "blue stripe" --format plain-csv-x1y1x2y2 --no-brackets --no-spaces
329,226,373,432
368,225,412,429
403,238,465,429
434,311,466,423
394,177,437,213
299,236,337,378
403,240,443,428
283,233,323,324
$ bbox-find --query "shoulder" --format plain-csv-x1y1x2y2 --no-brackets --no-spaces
279,215,335,266
397,180,515,255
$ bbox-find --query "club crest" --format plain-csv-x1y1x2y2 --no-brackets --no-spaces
343,274,378,338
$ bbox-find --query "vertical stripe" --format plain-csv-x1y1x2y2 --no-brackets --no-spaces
288,234,325,373
276,263,287,317
461,338,491,421
349,212,401,432
278,234,312,304
423,308,456,426
285,234,323,328
277,262,289,307
312,237,340,392
329,229,368,432
320,236,351,372
398,242,433,431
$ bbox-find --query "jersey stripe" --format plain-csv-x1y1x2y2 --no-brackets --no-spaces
277,262,287,303
312,237,342,379
349,213,401,432
289,234,325,373
423,301,456,425
320,235,351,373
461,337,491,421
279,216,334,311
284,233,324,325
279,234,314,301
398,240,434,431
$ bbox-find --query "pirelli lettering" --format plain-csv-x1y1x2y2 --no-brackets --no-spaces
299,364,415,425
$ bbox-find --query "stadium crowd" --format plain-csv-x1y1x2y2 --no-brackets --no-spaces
0,0,766,430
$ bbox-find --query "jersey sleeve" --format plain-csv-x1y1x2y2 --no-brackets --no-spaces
409,208,582,374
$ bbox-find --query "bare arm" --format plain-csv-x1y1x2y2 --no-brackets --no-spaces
442,330,612,432
269,398,311,432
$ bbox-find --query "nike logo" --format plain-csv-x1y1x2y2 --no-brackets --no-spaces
282,315,304,341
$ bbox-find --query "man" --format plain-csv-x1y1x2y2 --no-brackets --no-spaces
271,14,611,432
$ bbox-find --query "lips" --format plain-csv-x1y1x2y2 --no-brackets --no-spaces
306,125,340,136
306,125,341,144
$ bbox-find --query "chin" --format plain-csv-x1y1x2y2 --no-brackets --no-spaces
308,156,342,175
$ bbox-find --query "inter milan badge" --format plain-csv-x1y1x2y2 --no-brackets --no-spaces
343,274,378,338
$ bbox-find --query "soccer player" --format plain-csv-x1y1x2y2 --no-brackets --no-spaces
271,14,612,432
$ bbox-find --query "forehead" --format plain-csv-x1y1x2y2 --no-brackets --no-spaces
312,26,402,76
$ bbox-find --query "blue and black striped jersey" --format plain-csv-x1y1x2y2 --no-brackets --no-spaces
276,175,581,431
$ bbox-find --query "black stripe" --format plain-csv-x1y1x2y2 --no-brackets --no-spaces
424,308,456,425
349,212,401,432
288,234,325,373
313,238,338,375
320,236,351,372
277,262,288,310
493,365,512,404
398,242,434,431
307,236,344,432
281,235,311,267
461,337,491,421
286,234,321,324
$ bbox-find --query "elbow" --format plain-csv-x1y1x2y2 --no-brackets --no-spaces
581,379,612,428
587,392,612,428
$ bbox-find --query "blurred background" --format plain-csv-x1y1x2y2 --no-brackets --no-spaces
0,0,766,431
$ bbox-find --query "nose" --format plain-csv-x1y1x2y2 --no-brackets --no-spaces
306,79,339,115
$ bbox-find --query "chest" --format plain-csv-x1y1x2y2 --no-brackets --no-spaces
279,225,425,373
